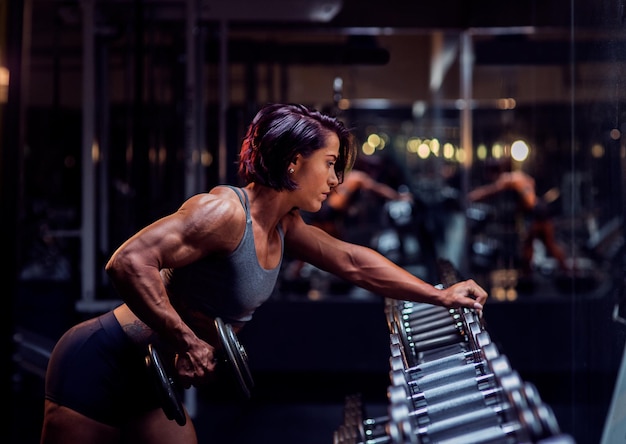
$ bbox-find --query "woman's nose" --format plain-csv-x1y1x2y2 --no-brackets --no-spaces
329,169,339,187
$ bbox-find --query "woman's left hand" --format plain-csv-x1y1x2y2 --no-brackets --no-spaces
443,279,488,311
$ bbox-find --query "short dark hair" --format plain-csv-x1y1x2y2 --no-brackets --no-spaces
238,103,355,190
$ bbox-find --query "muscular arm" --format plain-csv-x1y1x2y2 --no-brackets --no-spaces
468,171,536,210
105,190,244,350
357,171,407,201
282,211,486,310
467,181,506,203
328,170,410,210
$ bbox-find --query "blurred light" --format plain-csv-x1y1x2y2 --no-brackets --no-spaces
591,143,604,158
492,143,504,158
412,101,427,118
455,148,466,163
510,139,529,162
337,98,350,110
367,133,381,148
506,288,518,301
497,98,516,110
201,150,213,166
126,143,133,165
476,143,488,160
203,0,342,22
333,76,343,91
417,142,430,159
443,143,455,159
0,66,9,103
159,146,167,165
430,138,440,156
361,141,375,155
92,140,100,162
610,128,621,140
406,138,420,153
308,1,343,21
333,76,343,104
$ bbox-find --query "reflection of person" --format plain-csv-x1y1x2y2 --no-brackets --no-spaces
309,165,413,239
468,158,567,274
40,103,487,444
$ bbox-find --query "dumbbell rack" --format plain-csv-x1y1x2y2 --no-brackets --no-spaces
333,261,576,444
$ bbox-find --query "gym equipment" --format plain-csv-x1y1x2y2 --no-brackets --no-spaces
215,316,255,399
146,316,254,426
146,343,187,426
334,259,575,444
352,366,522,441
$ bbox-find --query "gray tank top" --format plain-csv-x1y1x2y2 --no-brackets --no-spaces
161,186,283,324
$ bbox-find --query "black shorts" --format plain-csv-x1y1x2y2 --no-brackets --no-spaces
44,311,162,426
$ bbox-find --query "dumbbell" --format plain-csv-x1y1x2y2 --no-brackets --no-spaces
389,328,492,376
391,369,525,425
145,317,254,426
519,382,564,440
360,369,524,443
388,302,485,365
388,378,548,443
394,309,484,366
394,317,491,372
395,299,483,330
390,298,480,328
390,337,499,384
389,349,511,411
357,354,514,442
337,394,397,444
395,318,469,361
452,382,565,443
393,306,462,338
340,394,366,441
386,359,564,443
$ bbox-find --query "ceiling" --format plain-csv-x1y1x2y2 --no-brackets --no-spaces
26,0,625,69
30,0,623,35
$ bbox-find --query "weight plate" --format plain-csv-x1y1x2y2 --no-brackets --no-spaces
146,343,186,426
215,317,254,399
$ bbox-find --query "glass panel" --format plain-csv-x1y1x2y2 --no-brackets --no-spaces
9,2,626,443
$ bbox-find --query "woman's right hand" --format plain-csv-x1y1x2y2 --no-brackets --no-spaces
174,339,218,388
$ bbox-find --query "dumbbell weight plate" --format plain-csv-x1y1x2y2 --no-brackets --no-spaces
146,343,187,426
215,316,255,399
145,317,254,425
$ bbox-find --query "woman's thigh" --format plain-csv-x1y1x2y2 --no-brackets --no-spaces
40,400,120,444
124,408,198,444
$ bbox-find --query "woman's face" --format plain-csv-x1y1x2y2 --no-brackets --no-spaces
290,133,340,212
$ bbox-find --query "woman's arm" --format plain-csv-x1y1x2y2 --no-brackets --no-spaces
282,210,486,310
105,190,246,385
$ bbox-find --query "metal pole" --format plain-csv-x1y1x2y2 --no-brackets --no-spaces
218,19,229,184
184,0,198,197
79,0,96,307
459,31,474,273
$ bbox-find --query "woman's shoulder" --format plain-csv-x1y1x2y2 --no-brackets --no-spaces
178,187,247,229
182,186,242,208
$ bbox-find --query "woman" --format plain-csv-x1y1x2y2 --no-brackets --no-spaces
40,103,487,444
467,158,568,274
